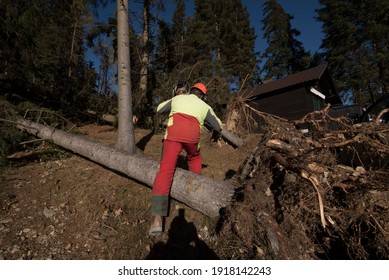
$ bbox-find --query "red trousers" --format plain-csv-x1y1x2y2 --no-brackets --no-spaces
152,139,202,197
151,140,202,216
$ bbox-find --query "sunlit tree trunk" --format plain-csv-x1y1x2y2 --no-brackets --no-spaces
116,0,136,153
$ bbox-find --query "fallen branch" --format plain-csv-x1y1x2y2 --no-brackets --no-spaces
375,108,389,125
301,170,327,228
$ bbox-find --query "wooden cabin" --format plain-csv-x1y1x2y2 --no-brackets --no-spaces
244,64,342,121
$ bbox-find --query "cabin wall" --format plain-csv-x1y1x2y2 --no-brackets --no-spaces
249,88,313,121
305,90,326,112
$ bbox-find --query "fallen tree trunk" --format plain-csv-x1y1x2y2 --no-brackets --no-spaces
16,118,235,218
221,125,245,148
203,123,245,148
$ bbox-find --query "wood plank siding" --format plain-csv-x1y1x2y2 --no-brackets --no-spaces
242,64,341,123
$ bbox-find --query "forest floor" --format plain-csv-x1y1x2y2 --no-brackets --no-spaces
0,124,259,260
1,110,388,260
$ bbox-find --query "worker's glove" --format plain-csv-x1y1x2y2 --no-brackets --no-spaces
210,130,222,148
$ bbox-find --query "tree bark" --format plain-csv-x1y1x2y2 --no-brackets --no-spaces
68,21,77,78
221,125,245,148
116,0,136,153
16,118,235,218
136,0,150,108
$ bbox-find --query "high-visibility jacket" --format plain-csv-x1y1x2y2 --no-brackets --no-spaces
157,94,222,144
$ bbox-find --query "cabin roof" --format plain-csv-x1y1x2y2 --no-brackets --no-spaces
242,64,341,104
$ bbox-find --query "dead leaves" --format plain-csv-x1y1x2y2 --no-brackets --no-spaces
114,208,123,217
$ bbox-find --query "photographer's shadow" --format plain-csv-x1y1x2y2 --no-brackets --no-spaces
145,209,219,260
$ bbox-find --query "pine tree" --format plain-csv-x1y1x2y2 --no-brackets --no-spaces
152,2,188,105
317,0,389,105
185,0,257,87
0,0,99,114
0,0,39,86
260,0,310,80
218,0,257,86
185,0,218,74
87,14,140,97
87,17,117,96
171,0,186,66
154,20,174,74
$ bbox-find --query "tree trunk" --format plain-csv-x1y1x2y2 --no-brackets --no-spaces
204,123,245,148
116,0,136,153
136,0,150,108
16,118,235,218
68,21,77,78
221,125,245,148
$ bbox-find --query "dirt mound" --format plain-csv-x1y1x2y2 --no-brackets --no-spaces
217,111,389,259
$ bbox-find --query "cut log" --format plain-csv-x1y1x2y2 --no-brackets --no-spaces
204,123,245,148
16,118,235,218
221,126,245,148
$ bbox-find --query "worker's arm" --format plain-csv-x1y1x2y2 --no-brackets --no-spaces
157,99,172,114
205,108,223,134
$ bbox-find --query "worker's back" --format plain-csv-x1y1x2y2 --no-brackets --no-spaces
157,94,222,143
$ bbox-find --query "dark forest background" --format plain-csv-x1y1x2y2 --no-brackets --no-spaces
1,0,388,162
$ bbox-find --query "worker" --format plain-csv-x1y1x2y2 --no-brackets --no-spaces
149,82,223,236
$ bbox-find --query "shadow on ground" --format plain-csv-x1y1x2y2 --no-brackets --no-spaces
136,130,155,151
145,209,219,260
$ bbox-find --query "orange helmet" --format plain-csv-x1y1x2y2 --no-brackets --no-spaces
191,83,207,95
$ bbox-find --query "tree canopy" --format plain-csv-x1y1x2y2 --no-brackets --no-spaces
0,0,100,116
1,0,388,118
260,0,311,80
317,0,389,105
